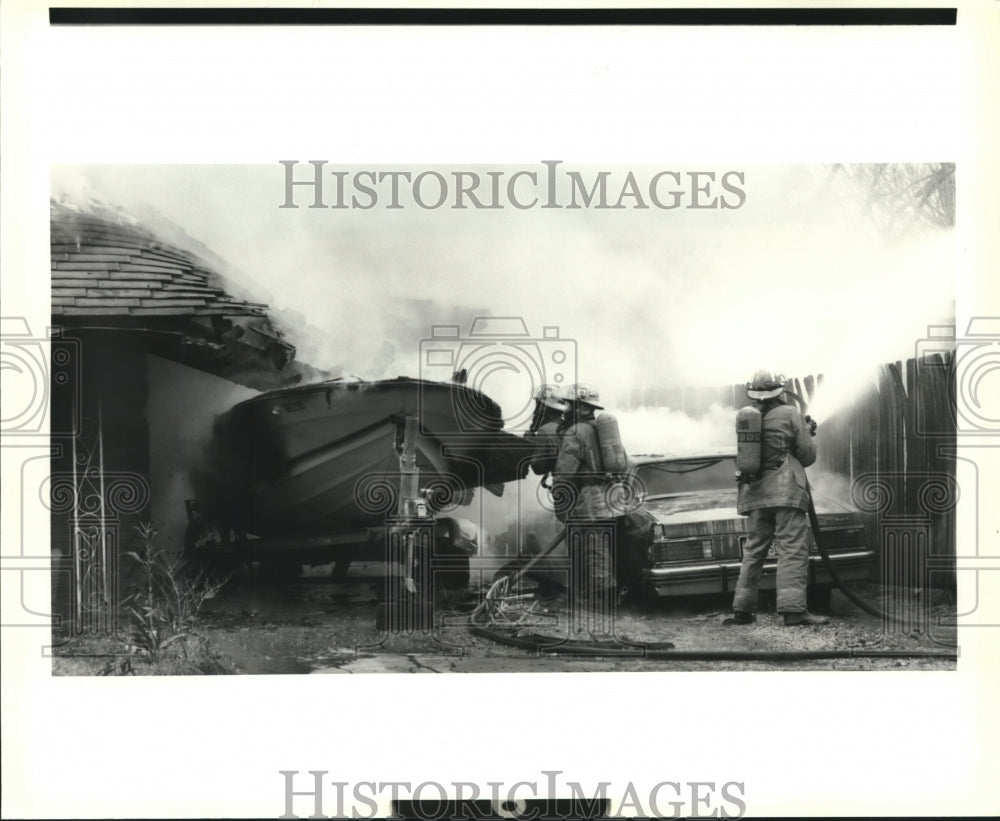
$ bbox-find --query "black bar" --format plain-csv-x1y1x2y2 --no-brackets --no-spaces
49,7,958,26
393,798,611,819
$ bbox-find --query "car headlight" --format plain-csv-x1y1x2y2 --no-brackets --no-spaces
652,523,665,541
815,526,867,552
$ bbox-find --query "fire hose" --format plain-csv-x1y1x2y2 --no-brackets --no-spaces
785,389,926,627
467,389,957,660
467,525,957,662
469,527,566,624
805,481,900,623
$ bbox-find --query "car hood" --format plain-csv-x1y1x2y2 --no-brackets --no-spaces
640,492,740,524
641,490,859,524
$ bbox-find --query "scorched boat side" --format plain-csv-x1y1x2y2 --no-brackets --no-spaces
192,377,530,539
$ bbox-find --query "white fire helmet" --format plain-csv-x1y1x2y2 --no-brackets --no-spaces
534,384,568,412
746,369,788,400
561,383,604,410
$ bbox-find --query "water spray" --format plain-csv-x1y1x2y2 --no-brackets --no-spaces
466,385,957,661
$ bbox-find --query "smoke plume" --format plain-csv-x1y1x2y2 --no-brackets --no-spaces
50,164,954,547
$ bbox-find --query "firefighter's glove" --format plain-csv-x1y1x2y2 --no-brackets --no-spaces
804,414,818,436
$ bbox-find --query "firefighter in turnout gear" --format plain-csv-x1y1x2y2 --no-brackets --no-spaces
552,384,617,522
527,384,569,481
729,370,828,627
551,384,619,634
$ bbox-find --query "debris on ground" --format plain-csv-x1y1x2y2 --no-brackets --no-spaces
51,570,957,675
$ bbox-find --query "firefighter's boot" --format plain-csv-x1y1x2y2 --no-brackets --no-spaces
783,611,829,626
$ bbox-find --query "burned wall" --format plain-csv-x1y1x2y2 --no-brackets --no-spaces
146,354,257,554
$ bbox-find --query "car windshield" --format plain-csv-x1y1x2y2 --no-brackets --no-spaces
633,457,737,497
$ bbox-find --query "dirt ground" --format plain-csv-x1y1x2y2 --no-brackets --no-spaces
188,563,957,674
51,562,957,675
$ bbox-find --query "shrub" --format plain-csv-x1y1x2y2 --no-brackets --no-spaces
121,522,228,658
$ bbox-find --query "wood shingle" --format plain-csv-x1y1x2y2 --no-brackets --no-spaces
47,200,327,391
51,202,269,320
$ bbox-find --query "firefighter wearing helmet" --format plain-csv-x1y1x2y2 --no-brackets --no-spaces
729,369,826,627
527,384,570,480
550,383,620,633
552,383,616,520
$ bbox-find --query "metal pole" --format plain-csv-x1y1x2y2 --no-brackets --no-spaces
397,416,419,518
399,417,423,594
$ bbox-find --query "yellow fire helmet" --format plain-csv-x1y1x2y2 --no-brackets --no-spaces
534,383,568,412
746,369,787,400
561,383,604,410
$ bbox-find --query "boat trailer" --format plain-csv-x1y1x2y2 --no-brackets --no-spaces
184,415,474,629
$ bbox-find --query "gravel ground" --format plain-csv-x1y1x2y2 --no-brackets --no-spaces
51,565,956,675
191,566,957,674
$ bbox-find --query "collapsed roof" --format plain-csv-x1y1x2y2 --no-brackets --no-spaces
50,200,325,390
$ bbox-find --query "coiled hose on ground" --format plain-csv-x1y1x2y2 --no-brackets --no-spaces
468,508,958,662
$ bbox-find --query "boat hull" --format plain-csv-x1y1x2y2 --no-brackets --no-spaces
193,378,530,538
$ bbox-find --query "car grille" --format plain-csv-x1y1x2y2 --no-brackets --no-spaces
651,541,710,563
652,528,865,563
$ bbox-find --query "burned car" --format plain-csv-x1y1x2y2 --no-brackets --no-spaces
618,452,875,603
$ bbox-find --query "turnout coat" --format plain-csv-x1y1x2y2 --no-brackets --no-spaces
528,418,564,478
552,418,615,521
737,403,817,515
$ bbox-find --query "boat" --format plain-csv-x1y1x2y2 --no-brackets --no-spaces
192,377,531,539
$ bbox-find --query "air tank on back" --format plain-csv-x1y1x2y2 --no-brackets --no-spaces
594,412,629,473
735,405,763,475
